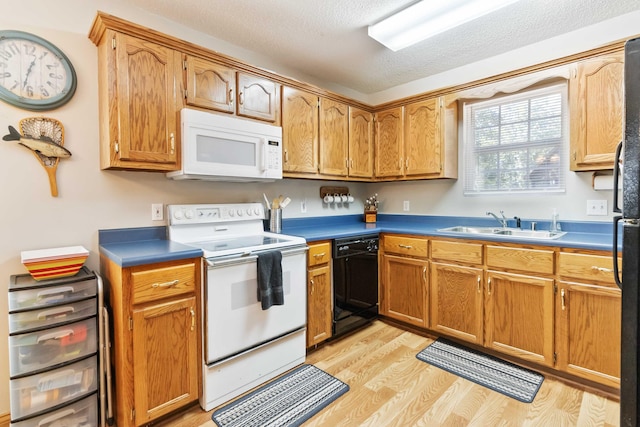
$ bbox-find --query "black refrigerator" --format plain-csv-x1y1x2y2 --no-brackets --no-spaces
616,36,640,427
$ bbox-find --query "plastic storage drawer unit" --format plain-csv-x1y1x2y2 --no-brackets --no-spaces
10,354,98,420
9,267,97,312
9,316,98,377
9,392,98,427
9,297,97,334
8,267,102,426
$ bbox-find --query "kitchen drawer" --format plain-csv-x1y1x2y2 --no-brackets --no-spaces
10,391,98,427
486,245,554,275
307,242,331,267
131,260,196,304
9,277,97,313
10,317,97,377
9,298,96,334
10,354,97,420
558,252,621,286
431,240,483,265
382,235,428,258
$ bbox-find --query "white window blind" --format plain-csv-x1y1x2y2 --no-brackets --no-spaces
463,83,568,195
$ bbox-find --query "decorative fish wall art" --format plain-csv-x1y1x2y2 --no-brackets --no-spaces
2,117,70,197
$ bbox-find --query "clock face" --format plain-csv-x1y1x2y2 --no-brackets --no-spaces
0,30,77,111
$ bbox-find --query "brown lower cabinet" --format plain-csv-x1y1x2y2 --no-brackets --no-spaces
484,270,555,367
380,235,429,328
100,256,201,427
380,234,621,389
555,250,622,387
430,262,484,345
306,241,333,347
381,254,429,328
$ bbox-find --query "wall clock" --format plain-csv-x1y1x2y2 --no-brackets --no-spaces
0,30,77,111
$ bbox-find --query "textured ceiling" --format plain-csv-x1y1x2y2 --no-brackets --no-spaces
126,0,640,95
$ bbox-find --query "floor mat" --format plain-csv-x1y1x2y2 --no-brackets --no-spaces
416,338,544,403
212,364,349,427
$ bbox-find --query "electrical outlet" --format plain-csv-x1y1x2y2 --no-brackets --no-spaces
300,198,307,213
152,203,164,221
586,199,607,216
403,200,410,211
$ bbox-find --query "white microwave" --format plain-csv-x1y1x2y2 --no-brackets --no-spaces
167,108,283,182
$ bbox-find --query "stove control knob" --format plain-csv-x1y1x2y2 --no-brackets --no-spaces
237,209,243,216
173,210,183,220
184,210,194,219
228,210,235,217
254,208,261,216
246,208,253,216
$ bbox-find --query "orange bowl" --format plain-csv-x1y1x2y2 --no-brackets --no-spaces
21,246,89,281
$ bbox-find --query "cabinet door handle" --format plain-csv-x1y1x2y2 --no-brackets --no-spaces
152,279,179,288
477,276,481,293
487,278,491,295
405,158,409,168
350,159,353,168
310,279,314,295
313,253,326,258
239,91,244,105
423,266,427,283
591,265,613,273
284,149,289,163
229,88,233,104
398,244,412,249
169,133,175,154
190,308,195,331
561,289,566,311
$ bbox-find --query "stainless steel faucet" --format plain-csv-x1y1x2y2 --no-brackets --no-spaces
486,210,508,228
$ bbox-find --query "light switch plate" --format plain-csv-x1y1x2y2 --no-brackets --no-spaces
403,201,410,211
152,203,164,221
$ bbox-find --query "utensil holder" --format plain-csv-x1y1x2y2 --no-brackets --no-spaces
269,208,282,233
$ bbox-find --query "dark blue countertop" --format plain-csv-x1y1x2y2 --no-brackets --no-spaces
282,214,616,251
99,227,203,267
99,215,617,267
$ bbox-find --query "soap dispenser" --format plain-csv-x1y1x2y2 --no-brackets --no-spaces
551,208,561,232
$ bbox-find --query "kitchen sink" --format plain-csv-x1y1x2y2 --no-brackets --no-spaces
437,226,566,240
438,226,501,234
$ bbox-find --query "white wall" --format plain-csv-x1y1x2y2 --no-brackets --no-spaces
0,1,366,414
0,0,634,415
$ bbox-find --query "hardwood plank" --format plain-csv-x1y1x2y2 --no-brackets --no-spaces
156,320,620,427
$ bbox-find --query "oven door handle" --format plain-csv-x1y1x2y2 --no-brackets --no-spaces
206,245,308,267
207,255,258,267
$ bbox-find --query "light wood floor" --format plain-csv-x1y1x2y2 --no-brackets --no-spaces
157,320,620,427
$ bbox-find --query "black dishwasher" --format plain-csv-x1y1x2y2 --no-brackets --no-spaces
332,235,379,338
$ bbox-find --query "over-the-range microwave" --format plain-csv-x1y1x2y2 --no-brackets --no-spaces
167,108,283,182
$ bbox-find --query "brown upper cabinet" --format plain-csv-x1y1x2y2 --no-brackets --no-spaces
185,55,235,113
90,13,627,178
405,97,457,178
95,31,182,171
282,88,374,180
348,107,375,178
185,55,280,124
281,87,320,175
374,107,404,178
375,97,458,180
569,51,624,171
319,98,349,176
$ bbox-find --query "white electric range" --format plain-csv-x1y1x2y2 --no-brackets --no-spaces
167,203,308,410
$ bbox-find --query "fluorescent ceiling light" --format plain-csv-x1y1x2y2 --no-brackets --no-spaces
368,0,522,51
